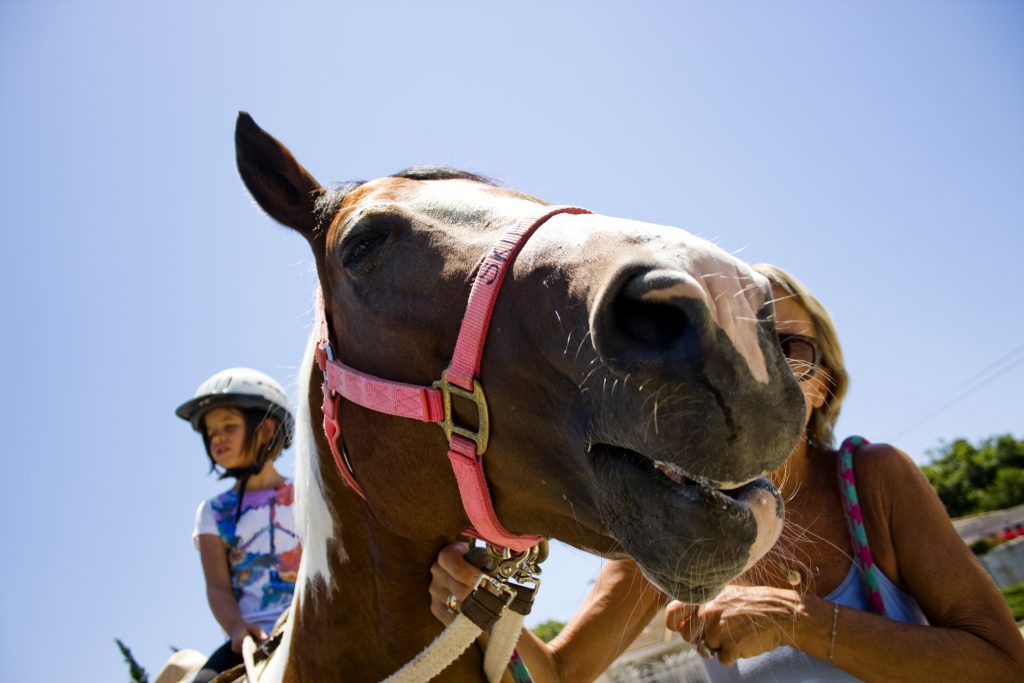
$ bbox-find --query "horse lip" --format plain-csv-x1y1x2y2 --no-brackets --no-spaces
591,443,784,530
588,443,785,601
719,478,785,520
598,443,760,494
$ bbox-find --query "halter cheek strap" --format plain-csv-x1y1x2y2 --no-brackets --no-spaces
315,206,591,551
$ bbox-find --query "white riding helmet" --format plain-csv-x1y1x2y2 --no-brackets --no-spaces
175,367,295,448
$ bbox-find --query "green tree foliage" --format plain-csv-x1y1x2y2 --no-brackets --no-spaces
969,537,994,556
532,619,566,643
1002,582,1024,621
922,434,1024,518
115,639,149,683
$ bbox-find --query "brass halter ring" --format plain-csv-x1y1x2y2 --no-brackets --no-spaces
432,370,490,454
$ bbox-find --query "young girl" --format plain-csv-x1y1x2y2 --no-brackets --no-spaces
176,367,301,683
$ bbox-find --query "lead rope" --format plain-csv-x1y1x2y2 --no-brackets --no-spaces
484,611,526,683
836,436,888,616
384,542,545,683
380,615,487,683
479,544,543,683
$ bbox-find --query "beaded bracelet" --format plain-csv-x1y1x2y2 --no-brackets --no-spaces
827,601,839,664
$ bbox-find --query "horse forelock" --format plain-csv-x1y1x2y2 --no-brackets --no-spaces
313,181,362,239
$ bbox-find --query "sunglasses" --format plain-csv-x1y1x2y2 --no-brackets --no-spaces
777,333,820,381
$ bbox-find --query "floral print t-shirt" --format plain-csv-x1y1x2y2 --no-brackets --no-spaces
193,480,301,633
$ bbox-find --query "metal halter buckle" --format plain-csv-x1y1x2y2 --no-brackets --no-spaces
470,540,547,587
318,340,335,384
433,370,490,454
462,540,547,620
471,572,519,608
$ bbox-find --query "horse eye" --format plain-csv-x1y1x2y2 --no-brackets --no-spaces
343,231,388,267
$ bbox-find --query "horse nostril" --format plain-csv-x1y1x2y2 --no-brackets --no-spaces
611,269,703,350
614,296,692,348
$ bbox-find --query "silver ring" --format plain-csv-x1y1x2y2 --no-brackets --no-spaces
445,593,459,614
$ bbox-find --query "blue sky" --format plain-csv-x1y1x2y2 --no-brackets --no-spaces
2,2,1021,681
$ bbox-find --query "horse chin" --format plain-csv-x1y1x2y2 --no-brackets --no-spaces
589,444,784,602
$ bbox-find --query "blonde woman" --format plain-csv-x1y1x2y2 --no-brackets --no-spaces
429,264,1024,682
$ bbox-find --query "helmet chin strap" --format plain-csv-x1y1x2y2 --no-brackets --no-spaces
231,469,255,523
218,437,281,522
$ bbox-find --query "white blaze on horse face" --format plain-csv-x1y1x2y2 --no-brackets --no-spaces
522,213,770,383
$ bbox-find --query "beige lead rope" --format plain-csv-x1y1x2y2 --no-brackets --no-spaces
483,609,526,682
382,613,509,683
386,541,544,683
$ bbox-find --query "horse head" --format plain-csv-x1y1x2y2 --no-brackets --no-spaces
234,112,805,681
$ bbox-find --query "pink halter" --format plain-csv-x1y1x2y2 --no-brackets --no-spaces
315,205,591,551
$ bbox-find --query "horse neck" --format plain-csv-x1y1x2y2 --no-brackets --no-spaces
286,446,485,681
282,338,487,681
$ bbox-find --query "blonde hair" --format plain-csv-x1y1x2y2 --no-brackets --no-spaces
753,264,848,451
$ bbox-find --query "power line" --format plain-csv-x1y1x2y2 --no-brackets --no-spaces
883,341,1024,442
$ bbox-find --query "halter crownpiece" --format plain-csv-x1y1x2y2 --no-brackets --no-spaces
315,205,592,551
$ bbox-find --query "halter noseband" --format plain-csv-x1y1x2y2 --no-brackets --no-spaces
315,206,591,551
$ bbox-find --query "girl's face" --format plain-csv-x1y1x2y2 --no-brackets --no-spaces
772,286,829,429
203,407,253,470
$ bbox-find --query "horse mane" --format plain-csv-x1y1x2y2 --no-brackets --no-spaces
292,319,343,596
391,167,496,184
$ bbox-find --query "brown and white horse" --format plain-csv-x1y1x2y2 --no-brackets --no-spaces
231,112,805,682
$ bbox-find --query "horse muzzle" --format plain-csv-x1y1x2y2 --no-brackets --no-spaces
589,442,785,601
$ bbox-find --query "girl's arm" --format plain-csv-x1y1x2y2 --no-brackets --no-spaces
197,534,267,652
430,545,665,683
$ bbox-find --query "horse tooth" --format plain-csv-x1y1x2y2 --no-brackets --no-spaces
655,461,687,485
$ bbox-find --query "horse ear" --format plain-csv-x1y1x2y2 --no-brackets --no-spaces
235,112,323,238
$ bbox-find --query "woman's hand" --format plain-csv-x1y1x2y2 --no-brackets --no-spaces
230,621,267,653
428,541,487,626
666,585,807,666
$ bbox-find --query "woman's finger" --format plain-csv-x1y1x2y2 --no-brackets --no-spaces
430,598,454,625
716,641,737,667
665,600,699,633
428,580,449,603
703,621,725,654
431,563,474,602
437,542,483,587
667,601,711,645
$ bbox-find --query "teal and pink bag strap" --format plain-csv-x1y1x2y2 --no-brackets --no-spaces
836,436,888,616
